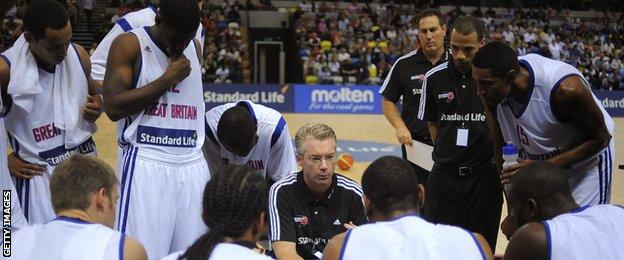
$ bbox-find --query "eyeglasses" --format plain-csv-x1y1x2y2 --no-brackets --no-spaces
306,154,336,165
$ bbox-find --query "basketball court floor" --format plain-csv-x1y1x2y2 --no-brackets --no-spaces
93,113,623,254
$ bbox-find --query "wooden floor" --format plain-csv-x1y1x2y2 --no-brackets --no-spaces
93,113,624,255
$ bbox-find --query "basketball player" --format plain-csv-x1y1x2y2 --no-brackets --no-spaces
102,0,208,258
162,165,273,260
472,41,614,206
12,154,147,259
323,156,492,260
90,0,204,87
0,0,101,224
0,0,28,231
503,161,624,260
204,100,297,183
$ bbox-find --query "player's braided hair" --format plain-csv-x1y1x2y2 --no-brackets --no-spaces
179,165,268,260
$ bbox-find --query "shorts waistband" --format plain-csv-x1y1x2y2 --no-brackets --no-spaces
124,146,204,166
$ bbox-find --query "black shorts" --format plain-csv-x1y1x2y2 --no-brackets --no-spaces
424,163,503,251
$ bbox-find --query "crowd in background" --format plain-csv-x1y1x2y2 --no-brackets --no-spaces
293,1,624,90
2,1,623,89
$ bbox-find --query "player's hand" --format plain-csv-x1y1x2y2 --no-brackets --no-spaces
163,55,191,85
500,159,534,184
8,152,46,179
343,221,357,230
396,126,413,146
83,94,103,122
500,214,518,240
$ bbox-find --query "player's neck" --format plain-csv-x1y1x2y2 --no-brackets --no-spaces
379,209,419,222
56,209,95,223
510,67,532,104
541,199,579,220
423,48,444,65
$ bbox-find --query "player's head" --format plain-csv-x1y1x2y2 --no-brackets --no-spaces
181,165,268,260
217,106,258,156
295,123,337,189
154,0,200,58
449,15,485,74
50,154,119,228
417,9,446,54
23,0,71,67
361,156,424,222
472,41,520,107
506,161,577,228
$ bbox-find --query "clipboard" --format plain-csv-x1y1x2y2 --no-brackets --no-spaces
405,140,434,171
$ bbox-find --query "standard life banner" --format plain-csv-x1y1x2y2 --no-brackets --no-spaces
203,84,294,112
594,90,624,117
293,84,382,114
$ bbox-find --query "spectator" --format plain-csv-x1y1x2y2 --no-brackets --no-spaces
215,63,231,83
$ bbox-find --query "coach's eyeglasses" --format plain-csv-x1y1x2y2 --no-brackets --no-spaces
306,153,337,165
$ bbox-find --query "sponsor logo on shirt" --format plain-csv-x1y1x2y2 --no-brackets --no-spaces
38,138,96,165
294,215,309,226
438,91,455,103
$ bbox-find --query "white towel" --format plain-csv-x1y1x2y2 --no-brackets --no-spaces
4,34,95,148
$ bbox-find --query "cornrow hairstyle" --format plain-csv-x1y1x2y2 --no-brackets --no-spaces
180,165,268,260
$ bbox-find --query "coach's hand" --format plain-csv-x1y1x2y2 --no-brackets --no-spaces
8,152,46,179
343,221,357,230
83,94,103,122
500,159,534,184
396,125,413,147
163,55,191,85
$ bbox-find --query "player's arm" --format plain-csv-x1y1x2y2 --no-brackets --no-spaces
483,104,505,171
427,122,438,144
1,56,47,179
123,236,148,260
503,222,548,260
74,43,103,122
472,233,494,260
269,184,302,260
549,75,611,168
322,232,347,260
382,97,413,146
418,74,438,144
102,33,190,121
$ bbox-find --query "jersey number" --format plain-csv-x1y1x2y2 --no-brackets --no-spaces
516,125,529,146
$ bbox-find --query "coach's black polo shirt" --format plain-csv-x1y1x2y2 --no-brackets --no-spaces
380,49,449,144
269,172,367,259
418,57,493,166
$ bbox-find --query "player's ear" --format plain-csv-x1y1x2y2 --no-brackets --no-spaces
24,31,35,44
416,184,425,211
154,14,162,26
506,69,518,83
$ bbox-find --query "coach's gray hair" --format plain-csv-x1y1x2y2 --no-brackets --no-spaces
294,123,337,156
50,154,118,212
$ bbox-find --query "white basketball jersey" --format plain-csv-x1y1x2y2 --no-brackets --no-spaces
341,215,485,260
0,104,28,230
2,45,96,167
543,205,624,260
90,6,204,81
204,100,297,181
161,244,274,260
497,54,614,176
12,217,125,260
117,27,205,156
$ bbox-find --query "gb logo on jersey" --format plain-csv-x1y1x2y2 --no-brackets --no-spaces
437,91,455,103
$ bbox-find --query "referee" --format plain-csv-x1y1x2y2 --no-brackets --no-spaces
417,16,502,251
380,9,449,188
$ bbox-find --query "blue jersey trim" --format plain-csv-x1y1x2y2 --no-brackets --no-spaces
270,117,286,148
338,229,352,260
542,221,552,260
119,233,127,260
117,18,133,32
510,60,535,119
